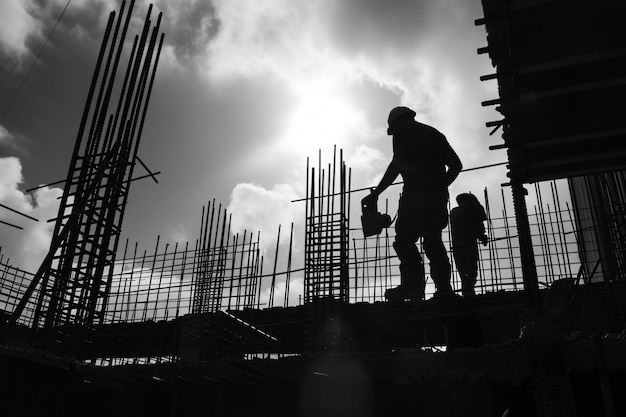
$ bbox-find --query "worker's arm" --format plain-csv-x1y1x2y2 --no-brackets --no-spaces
443,147,463,187
362,160,400,206
372,160,400,198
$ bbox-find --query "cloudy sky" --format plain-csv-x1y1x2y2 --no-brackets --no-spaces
0,0,506,273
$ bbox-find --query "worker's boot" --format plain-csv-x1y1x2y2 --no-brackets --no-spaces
385,285,423,304
432,284,454,299
461,287,476,297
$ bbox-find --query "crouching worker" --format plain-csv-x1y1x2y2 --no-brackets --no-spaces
362,106,462,303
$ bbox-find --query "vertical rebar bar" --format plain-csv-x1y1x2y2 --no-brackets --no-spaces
269,225,281,308
284,222,294,308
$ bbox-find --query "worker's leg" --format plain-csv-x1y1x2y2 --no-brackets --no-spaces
393,237,425,298
424,232,452,296
422,191,452,296
461,244,479,296
453,244,473,296
386,201,425,302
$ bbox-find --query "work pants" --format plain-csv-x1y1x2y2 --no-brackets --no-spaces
393,189,452,296
452,241,479,296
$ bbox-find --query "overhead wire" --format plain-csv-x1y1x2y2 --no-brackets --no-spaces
290,161,508,203
1,0,73,147
0,1,72,228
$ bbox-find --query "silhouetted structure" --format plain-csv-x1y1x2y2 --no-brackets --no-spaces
3,0,164,353
478,0,626,415
193,200,262,313
304,148,351,304
569,171,626,283
0,1,625,416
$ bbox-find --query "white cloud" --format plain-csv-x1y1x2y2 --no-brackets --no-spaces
201,0,496,159
0,0,121,70
106,265,194,321
227,182,307,308
345,144,389,189
227,182,301,250
153,0,218,64
167,224,193,246
0,157,61,272
206,0,325,82
0,124,12,147
257,276,304,309
0,0,38,67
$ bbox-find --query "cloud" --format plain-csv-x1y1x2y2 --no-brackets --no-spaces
0,124,13,148
155,0,219,65
0,0,38,68
226,183,309,309
258,276,304,309
205,0,324,82
201,0,493,147
330,0,438,49
0,0,110,68
345,144,389,188
227,182,301,250
0,123,31,157
0,157,61,272
106,265,194,322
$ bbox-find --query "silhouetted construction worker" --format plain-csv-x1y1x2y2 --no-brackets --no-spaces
450,193,488,297
362,106,462,303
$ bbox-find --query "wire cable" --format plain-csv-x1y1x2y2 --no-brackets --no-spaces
1,0,72,154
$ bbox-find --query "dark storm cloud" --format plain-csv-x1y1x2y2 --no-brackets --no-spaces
156,0,220,64
31,0,110,42
0,18,102,186
13,0,222,68
328,0,485,80
329,0,441,55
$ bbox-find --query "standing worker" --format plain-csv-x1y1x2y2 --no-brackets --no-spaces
450,193,489,297
362,106,463,303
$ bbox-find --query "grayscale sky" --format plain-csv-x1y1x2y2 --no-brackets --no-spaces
0,0,506,273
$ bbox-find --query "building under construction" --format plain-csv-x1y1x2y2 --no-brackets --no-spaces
1,1,626,416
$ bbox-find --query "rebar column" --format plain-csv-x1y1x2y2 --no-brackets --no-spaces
4,1,165,348
511,182,541,311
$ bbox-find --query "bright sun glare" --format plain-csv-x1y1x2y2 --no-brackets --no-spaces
279,76,365,158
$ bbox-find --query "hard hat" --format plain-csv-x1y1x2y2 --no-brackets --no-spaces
387,106,416,135
456,193,477,205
